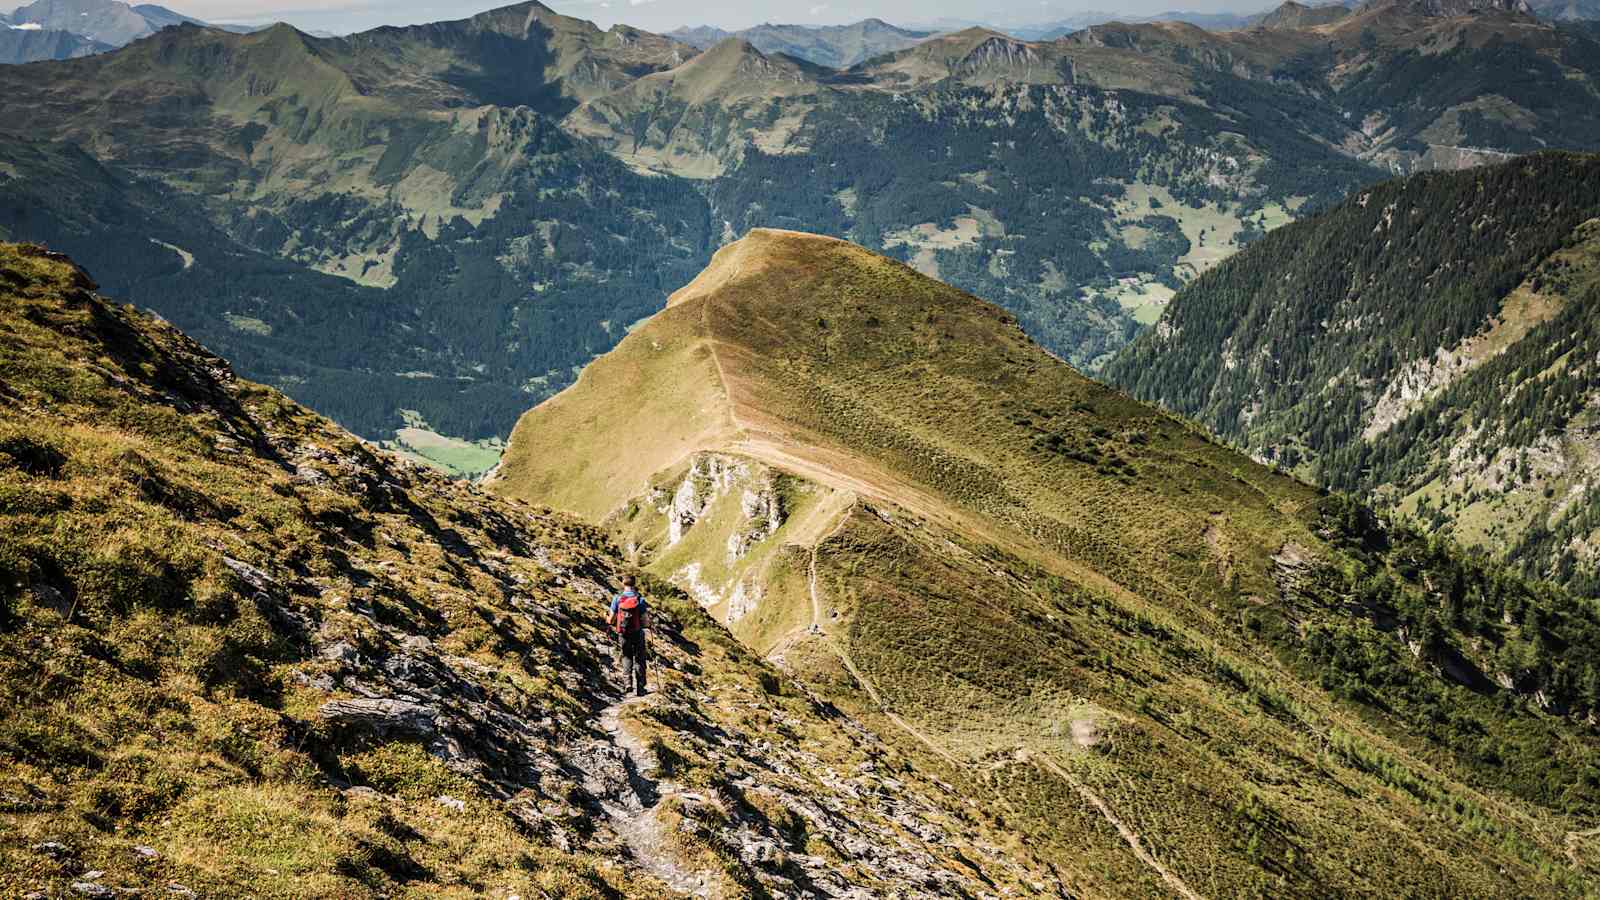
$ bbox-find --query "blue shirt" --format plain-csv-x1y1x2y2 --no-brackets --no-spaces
610,589,648,619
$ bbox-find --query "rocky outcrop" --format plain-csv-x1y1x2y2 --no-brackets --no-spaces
726,476,785,563
666,454,750,545
318,698,439,737
725,578,763,623
659,453,791,560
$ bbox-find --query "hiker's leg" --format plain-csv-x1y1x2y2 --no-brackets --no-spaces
630,634,647,695
622,650,636,692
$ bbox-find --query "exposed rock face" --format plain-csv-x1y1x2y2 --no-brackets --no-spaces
725,578,762,623
960,35,1044,74
667,454,750,545
727,476,785,563
651,454,795,618
662,454,790,555
318,698,440,737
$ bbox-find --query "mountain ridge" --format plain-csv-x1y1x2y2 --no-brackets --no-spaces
5,229,1600,893
668,18,931,68
491,228,1600,897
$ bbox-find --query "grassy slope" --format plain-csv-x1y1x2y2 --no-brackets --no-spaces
0,243,1055,898
496,228,1600,896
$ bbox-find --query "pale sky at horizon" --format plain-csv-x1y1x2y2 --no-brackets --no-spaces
3,0,1272,35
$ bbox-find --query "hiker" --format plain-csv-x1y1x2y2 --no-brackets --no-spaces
608,574,649,696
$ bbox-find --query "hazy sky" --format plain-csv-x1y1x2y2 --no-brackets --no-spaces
8,0,1265,34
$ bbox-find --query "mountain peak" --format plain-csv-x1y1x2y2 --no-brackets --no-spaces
663,37,818,97
897,28,1044,66
1256,0,1354,27
946,25,1013,41
8,0,166,45
497,227,1026,518
459,0,593,39
700,34,763,57
665,228,847,309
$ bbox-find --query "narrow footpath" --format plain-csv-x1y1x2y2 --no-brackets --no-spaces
595,693,718,897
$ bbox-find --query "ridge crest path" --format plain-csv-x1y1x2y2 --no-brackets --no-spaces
806,531,962,769
1031,752,1205,900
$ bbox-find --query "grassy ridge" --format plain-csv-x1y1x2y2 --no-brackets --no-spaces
498,228,1600,895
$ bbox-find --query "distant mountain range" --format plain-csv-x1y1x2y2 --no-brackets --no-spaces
667,18,931,68
1003,8,1278,39
952,0,1589,35
0,0,266,63
2,0,1600,451
2,19,113,61
8,0,1599,68
1530,0,1600,18
7,0,198,45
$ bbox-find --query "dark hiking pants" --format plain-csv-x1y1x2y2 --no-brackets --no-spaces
616,630,647,695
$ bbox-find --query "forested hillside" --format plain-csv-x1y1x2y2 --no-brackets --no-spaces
0,138,535,441
697,76,1374,367
1107,152,1600,590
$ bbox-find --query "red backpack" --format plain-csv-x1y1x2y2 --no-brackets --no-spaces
615,591,644,635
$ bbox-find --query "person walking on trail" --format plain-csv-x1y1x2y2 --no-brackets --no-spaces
608,574,650,696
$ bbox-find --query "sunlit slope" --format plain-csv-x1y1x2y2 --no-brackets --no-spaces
501,228,1315,584
494,229,1600,897
0,242,1061,898
490,299,740,520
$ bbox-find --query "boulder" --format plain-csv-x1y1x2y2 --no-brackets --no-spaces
319,698,438,736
